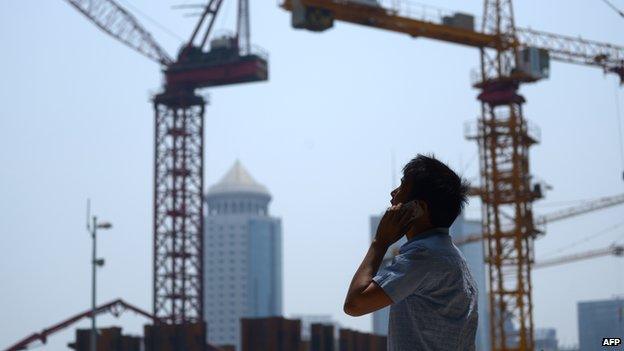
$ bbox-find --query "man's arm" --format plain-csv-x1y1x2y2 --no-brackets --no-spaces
343,202,415,317
343,240,393,317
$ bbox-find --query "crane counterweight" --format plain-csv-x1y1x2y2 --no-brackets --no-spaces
165,40,268,90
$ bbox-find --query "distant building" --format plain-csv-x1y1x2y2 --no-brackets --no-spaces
370,213,407,336
370,213,490,351
240,317,301,351
70,325,225,351
204,160,282,351
338,328,387,351
534,328,558,351
311,323,336,351
578,297,624,351
449,215,490,351
289,314,338,341
144,323,222,351
68,327,141,351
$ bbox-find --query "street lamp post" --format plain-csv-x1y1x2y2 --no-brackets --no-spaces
87,205,112,351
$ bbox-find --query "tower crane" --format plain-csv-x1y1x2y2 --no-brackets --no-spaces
63,0,268,325
279,1,624,350
534,243,624,269
455,193,624,246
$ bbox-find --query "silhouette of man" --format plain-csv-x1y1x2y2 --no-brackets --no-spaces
343,154,477,351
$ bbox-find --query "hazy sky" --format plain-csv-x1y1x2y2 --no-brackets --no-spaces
1,0,624,349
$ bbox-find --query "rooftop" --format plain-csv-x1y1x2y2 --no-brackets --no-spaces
206,159,270,196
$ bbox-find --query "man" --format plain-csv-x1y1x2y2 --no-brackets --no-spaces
343,154,477,351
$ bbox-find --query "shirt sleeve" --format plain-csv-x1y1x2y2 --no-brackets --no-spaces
372,245,436,304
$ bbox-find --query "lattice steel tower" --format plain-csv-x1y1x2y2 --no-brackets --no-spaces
151,0,268,323
153,91,206,323
469,1,540,350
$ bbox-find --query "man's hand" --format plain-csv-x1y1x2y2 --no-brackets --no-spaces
343,202,419,317
375,202,417,248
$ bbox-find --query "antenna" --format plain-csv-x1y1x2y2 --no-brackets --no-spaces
86,198,91,232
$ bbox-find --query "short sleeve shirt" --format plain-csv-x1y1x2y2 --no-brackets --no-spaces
372,227,478,351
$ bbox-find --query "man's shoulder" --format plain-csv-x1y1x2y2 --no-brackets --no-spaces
402,235,458,256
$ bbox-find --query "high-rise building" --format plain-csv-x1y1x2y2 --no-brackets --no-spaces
578,297,624,351
369,213,406,336
204,160,282,351
534,328,558,351
449,215,490,351
370,213,490,351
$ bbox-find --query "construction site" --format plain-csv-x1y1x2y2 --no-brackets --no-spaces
1,0,623,350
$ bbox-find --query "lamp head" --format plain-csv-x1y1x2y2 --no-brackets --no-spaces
96,221,113,230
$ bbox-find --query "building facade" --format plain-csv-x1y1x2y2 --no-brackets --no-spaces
339,328,387,351
289,314,338,342
578,297,624,351
449,215,490,351
369,213,406,336
534,328,559,351
240,317,301,351
370,213,490,351
204,160,282,350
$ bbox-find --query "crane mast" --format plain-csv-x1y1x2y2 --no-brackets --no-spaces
473,2,537,350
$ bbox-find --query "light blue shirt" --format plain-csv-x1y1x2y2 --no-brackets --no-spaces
372,227,478,351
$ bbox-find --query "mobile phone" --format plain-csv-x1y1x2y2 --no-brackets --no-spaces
404,200,424,219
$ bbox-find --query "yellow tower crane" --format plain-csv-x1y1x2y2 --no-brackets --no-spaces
280,1,624,350
534,243,624,269
455,193,624,246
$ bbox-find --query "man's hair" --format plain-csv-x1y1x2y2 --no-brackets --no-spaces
402,154,469,227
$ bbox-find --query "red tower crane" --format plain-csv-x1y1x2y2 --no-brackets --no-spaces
63,0,268,325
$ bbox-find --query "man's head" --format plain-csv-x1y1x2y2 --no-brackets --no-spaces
390,154,469,228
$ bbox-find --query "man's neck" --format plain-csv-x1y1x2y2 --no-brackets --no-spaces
405,224,436,241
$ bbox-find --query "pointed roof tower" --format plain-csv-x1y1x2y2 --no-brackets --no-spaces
206,159,270,196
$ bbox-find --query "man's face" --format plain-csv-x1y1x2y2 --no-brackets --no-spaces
390,178,431,228
390,178,412,206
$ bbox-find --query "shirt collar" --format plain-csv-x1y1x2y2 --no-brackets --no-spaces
403,227,450,246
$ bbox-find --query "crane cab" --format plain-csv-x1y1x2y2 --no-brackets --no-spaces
165,35,268,90
515,47,550,82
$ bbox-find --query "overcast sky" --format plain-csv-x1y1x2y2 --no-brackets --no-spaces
1,0,624,349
